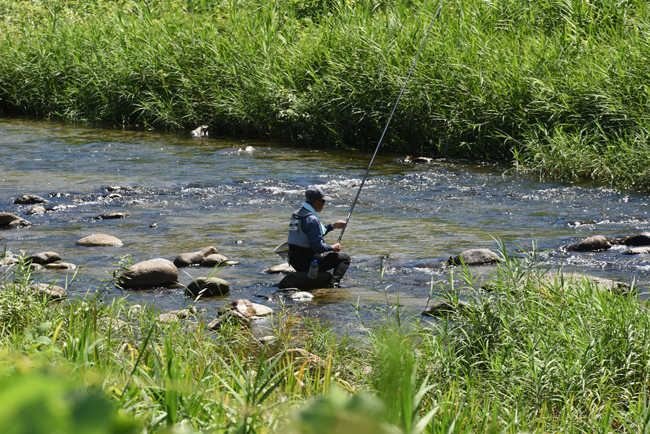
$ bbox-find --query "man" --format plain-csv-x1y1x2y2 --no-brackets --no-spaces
287,186,350,288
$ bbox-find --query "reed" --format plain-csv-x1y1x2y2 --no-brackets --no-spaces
1,0,649,187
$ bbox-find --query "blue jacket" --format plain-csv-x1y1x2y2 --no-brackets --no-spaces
301,214,334,253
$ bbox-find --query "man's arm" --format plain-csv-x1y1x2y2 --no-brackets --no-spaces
302,216,332,253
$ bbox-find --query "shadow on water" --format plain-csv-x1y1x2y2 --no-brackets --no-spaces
1,118,650,332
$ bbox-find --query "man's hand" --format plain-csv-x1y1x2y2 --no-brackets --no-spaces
332,243,342,252
332,220,347,229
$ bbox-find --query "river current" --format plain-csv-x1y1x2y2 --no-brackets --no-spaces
1,118,649,332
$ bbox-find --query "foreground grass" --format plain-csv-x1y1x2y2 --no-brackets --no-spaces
2,248,650,433
1,0,650,188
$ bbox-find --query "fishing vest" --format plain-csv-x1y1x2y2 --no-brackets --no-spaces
287,207,313,248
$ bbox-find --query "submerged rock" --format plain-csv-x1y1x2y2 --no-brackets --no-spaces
29,251,62,265
76,234,123,247
623,247,650,255
278,271,332,289
422,299,472,317
174,246,219,267
27,205,46,215
201,254,228,267
119,258,178,289
96,213,127,220
567,235,611,252
0,212,31,228
446,249,500,266
207,299,274,330
14,194,46,204
271,288,315,301
44,262,77,271
185,276,230,297
620,232,650,246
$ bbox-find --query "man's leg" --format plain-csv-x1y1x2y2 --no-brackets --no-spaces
316,252,351,287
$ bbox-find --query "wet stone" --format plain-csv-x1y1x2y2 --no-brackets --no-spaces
201,254,228,267
27,205,46,215
96,213,127,219
44,262,77,271
174,246,219,267
567,235,611,252
185,276,230,297
0,212,30,228
231,299,274,317
265,263,296,274
119,258,179,289
422,299,472,317
14,194,46,204
76,234,123,247
623,247,650,255
158,313,180,323
29,251,62,265
278,272,332,289
30,283,67,300
621,232,650,246
446,249,500,266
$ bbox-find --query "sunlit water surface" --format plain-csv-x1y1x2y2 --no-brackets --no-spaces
1,119,649,334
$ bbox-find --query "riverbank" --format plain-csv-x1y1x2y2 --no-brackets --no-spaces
1,0,650,188
2,249,650,433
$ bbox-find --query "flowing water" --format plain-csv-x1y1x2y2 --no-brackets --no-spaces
1,118,649,333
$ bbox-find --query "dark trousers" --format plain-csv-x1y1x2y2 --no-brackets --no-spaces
289,251,351,285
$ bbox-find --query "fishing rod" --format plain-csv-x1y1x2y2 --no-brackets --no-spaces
337,0,445,244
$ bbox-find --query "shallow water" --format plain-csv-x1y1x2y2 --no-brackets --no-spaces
1,118,649,333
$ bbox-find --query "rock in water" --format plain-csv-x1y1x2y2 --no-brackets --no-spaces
621,232,650,246
185,277,230,297
278,272,332,289
201,254,229,267
623,247,650,255
174,246,219,267
446,249,500,266
76,234,123,246
119,258,178,289
567,235,611,252
265,263,296,274
14,194,46,204
29,251,62,265
29,283,67,300
422,299,472,317
0,212,31,228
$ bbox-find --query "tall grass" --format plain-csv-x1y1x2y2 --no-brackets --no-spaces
2,248,650,432
0,0,649,187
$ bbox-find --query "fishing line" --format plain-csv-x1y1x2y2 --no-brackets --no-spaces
337,0,445,244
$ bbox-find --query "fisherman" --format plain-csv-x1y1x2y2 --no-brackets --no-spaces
287,186,350,288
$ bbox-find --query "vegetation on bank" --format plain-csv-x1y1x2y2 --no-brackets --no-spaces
0,0,649,188
2,247,650,432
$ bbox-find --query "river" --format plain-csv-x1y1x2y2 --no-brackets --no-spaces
1,118,649,333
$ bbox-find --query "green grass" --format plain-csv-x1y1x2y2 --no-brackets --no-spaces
2,247,650,432
0,0,649,187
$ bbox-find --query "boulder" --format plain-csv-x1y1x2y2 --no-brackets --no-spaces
0,212,31,228
231,299,274,317
278,271,332,289
14,194,46,204
158,313,180,323
201,254,228,267
623,247,650,255
168,307,198,319
185,276,230,297
265,263,296,274
29,251,62,265
567,235,611,252
119,258,178,289
76,234,123,247
621,232,650,246
422,299,472,317
30,283,67,300
446,249,501,266
44,262,77,270
27,205,46,215
208,309,251,330
174,246,219,267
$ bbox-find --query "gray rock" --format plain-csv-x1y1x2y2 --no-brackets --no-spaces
27,205,46,215
231,299,274,317
168,307,198,319
546,272,630,295
185,276,230,297
621,232,650,246
14,194,46,204
174,246,219,267
224,260,240,266
265,263,296,274
422,299,472,317
278,271,332,289
0,212,31,228
623,247,650,255
76,234,123,247
158,313,180,323
119,258,179,289
271,288,314,301
44,262,77,270
207,309,251,330
446,249,501,266
0,257,19,267
29,251,62,265
567,235,611,252
30,283,67,300
201,254,228,267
